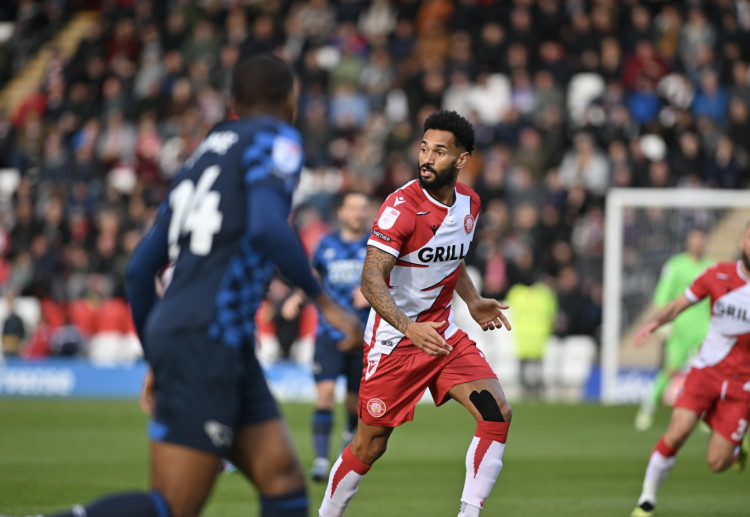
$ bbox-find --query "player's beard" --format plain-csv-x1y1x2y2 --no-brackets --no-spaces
742,249,750,272
418,161,458,191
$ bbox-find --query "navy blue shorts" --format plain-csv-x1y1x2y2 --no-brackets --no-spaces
312,333,364,393
145,331,280,457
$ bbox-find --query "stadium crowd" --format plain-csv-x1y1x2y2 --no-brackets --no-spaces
1,0,749,360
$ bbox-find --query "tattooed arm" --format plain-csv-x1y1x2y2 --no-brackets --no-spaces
360,246,452,356
360,246,408,332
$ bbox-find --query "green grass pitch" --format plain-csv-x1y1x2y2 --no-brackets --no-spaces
0,399,747,516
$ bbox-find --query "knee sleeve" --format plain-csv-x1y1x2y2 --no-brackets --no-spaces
469,390,504,422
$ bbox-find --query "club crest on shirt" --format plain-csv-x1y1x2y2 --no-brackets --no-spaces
464,214,474,234
367,398,387,418
378,207,401,230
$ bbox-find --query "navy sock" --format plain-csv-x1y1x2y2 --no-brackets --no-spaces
260,487,307,517
48,491,171,517
312,409,333,459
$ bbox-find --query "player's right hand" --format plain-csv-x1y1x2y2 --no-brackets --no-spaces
405,320,452,356
316,293,364,352
634,321,659,348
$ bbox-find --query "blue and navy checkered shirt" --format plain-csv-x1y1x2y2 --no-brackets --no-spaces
312,232,370,339
142,116,311,348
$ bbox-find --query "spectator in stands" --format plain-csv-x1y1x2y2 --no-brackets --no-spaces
679,8,717,78
533,202,572,271
555,266,597,338
134,112,163,185
558,132,610,196
670,130,706,183
692,68,729,126
48,315,86,357
728,60,750,106
512,126,548,181
96,108,136,167
505,243,536,293
727,96,750,149
2,294,26,357
531,69,564,123
705,135,744,188
0,109,16,167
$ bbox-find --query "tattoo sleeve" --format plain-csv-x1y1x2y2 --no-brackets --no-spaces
360,246,412,334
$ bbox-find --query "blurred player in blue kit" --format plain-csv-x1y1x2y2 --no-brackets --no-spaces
20,54,362,517
308,192,372,482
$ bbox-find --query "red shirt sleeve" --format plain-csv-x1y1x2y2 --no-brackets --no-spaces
367,192,414,257
685,265,715,303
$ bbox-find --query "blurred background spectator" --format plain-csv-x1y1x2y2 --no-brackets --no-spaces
0,0,749,366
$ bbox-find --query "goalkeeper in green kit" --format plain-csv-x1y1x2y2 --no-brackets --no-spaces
634,229,714,431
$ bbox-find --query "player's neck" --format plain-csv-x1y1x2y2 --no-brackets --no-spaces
425,185,456,206
234,104,290,122
741,260,750,280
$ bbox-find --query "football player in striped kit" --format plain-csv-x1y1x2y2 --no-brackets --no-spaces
318,111,513,517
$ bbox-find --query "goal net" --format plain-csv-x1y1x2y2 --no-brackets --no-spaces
601,188,750,403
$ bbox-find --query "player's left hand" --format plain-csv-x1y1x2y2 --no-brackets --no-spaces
468,298,511,332
139,367,155,416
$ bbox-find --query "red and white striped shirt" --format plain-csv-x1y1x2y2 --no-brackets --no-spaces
685,260,750,380
365,180,481,355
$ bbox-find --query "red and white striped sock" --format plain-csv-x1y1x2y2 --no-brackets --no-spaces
458,421,510,516
318,444,371,517
637,437,678,507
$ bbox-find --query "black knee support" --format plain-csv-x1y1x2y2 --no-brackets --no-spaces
469,390,504,422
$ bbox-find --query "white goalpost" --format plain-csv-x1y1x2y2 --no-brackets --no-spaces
602,188,750,404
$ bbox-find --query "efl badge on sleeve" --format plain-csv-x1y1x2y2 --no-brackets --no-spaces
464,214,474,234
272,136,302,175
378,207,401,230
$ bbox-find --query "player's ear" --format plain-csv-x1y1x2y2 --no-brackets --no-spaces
455,150,470,170
285,79,299,123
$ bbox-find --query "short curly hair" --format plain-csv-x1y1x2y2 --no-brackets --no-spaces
232,54,294,107
423,110,475,154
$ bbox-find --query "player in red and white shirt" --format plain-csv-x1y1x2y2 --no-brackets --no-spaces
630,223,750,517
318,111,513,517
